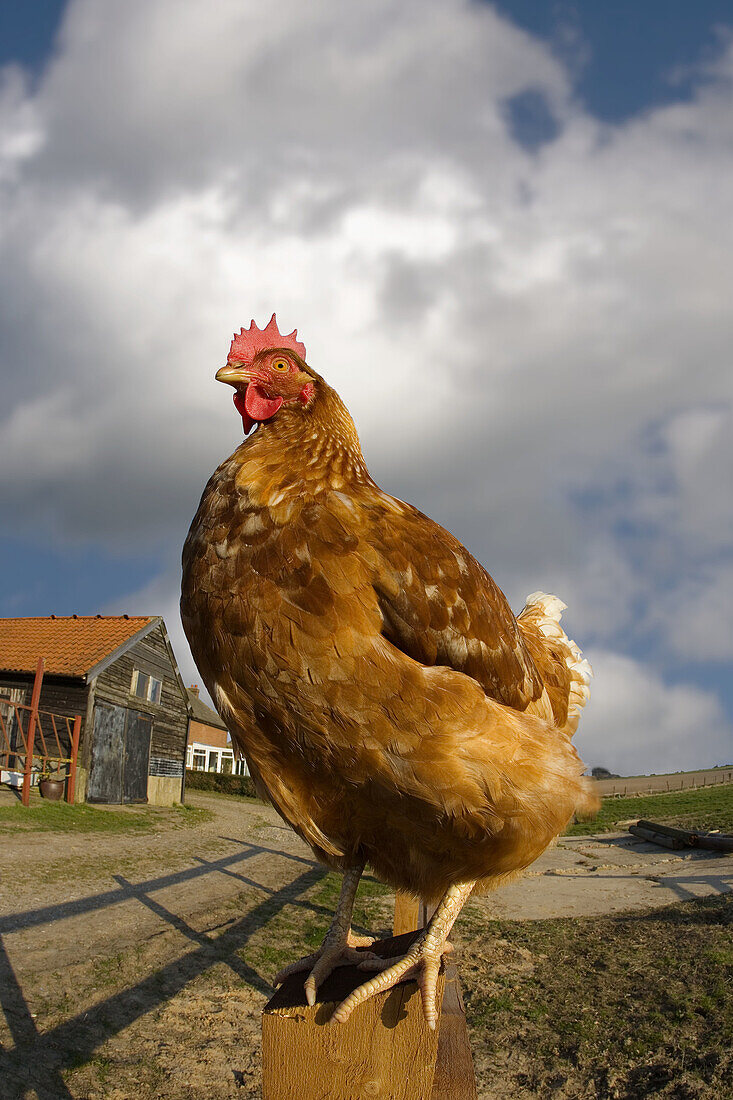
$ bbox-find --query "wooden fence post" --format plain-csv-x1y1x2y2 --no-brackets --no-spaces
67,715,82,803
21,658,44,807
262,930,444,1100
262,890,478,1099
393,893,423,935
393,892,478,1100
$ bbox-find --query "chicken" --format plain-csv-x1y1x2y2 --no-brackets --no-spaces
181,314,598,1027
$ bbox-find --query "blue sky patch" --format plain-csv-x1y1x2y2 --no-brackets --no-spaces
503,87,561,151
492,0,733,122
0,0,66,71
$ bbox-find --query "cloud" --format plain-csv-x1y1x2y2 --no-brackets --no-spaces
577,649,732,775
648,559,733,662
30,0,569,203
1,0,732,774
107,558,201,692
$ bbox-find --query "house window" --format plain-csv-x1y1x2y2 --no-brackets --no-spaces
130,669,162,704
192,751,206,771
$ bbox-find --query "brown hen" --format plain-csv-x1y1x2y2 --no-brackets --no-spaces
181,315,597,1027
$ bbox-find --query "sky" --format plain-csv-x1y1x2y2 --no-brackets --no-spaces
0,1,731,777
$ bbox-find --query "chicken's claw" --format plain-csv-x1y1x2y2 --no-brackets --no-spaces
274,929,379,1007
330,934,453,1030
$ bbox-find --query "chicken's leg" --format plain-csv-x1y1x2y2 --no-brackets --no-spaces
273,863,377,1006
331,879,475,1029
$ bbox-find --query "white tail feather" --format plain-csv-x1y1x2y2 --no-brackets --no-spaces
519,591,592,735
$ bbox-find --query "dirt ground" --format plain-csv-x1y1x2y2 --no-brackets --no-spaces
1,792,731,1099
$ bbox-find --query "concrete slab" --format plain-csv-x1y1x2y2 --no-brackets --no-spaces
483,832,733,920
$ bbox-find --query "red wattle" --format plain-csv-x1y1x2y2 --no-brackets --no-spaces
244,383,284,423
233,390,255,434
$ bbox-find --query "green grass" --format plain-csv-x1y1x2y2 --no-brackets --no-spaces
91,949,130,988
460,893,733,1099
565,782,733,835
241,870,393,982
0,799,212,833
287,871,392,955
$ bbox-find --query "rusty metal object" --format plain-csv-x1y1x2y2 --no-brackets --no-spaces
1,657,82,805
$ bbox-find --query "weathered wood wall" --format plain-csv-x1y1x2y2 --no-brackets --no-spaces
93,623,189,774
2,622,189,798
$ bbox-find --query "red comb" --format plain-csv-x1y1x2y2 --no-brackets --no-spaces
227,313,306,364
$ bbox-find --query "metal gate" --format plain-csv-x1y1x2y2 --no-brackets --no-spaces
87,703,152,804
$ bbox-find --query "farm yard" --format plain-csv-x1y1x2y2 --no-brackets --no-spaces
0,786,731,1099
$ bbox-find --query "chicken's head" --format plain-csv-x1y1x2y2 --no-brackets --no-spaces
216,314,315,434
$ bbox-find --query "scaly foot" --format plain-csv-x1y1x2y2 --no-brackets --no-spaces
330,934,454,1029
273,861,374,1007
331,879,475,1029
274,928,377,1006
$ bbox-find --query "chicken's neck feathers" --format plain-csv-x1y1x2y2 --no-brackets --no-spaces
237,380,373,501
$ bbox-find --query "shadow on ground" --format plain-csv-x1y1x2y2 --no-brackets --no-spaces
0,837,331,1099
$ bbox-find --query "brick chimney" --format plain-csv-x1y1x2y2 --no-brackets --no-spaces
189,684,200,698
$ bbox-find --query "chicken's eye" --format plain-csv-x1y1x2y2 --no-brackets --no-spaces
272,359,290,372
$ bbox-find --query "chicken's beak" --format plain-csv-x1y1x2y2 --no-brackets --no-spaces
215,364,253,386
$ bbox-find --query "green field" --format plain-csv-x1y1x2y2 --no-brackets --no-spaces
0,798,212,833
565,782,733,835
3,780,731,840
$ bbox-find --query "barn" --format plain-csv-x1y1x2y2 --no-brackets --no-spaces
0,615,191,805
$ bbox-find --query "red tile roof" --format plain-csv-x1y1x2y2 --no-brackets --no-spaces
0,616,156,677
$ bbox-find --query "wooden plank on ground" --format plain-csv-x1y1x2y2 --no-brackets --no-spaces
629,825,689,850
635,820,733,852
694,833,733,852
262,930,444,1100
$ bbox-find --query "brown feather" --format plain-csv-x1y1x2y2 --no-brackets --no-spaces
181,375,597,902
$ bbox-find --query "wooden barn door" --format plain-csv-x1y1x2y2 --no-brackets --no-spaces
88,703,125,802
123,712,152,803
88,704,152,803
